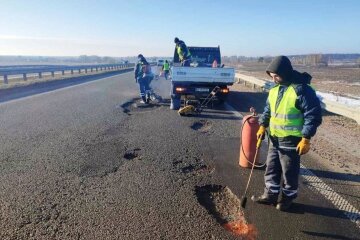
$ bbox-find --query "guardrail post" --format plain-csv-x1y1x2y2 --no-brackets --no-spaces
23,73,27,81
62,70,65,75
71,69,74,74
85,68,88,73
78,69,81,74
38,72,42,78
96,67,98,72
90,68,93,72
51,71,55,77
4,75,8,84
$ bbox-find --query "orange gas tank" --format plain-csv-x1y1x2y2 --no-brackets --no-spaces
239,109,260,168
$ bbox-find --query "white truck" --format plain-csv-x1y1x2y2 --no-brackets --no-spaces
170,46,235,109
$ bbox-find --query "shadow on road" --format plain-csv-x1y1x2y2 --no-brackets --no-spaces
287,202,358,221
302,168,360,183
227,90,268,114
0,69,133,103
302,230,360,240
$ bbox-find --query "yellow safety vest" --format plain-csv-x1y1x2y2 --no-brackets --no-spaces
269,85,304,137
163,62,170,71
177,44,191,61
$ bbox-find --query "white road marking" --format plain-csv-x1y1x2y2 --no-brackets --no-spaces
0,71,131,106
300,164,360,228
225,102,360,229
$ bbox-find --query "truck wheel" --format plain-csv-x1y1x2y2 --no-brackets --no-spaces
170,95,181,110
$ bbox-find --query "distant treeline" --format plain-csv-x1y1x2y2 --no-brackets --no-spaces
222,54,360,66
0,55,127,65
0,55,173,65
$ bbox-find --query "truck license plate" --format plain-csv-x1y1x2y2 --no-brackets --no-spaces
195,88,209,92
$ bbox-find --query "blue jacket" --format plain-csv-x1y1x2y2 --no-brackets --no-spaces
134,57,148,80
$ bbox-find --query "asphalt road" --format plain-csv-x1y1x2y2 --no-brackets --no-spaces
0,71,359,239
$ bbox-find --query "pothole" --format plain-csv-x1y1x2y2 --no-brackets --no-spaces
181,163,214,175
119,98,162,114
123,148,141,160
191,120,212,133
172,160,183,166
195,185,257,238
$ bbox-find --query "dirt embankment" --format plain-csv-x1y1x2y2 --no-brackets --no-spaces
235,62,360,98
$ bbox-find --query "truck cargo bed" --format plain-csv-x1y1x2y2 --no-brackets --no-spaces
171,66,235,85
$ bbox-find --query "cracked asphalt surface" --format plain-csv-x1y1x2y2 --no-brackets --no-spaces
0,71,359,239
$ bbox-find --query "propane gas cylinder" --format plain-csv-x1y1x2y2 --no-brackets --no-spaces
239,108,260,168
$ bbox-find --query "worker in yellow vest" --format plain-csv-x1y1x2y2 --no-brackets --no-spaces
253,56,322,211
162,60,170,80
174,37,191,67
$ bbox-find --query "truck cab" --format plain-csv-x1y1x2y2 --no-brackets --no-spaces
170,46,235,110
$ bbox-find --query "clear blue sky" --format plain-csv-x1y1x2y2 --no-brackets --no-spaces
0,0,359,57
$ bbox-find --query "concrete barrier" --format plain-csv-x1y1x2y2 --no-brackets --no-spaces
235,73,360,124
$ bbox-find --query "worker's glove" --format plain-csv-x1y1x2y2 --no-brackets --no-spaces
256,125,266,140
296,138,311,155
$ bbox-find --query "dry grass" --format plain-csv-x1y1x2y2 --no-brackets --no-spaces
233,62,360,98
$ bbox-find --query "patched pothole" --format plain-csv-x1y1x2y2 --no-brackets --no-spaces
195,185,257,238
123,148,141,160
191,120,212,133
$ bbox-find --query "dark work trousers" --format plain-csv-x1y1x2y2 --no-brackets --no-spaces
264,140,301,199
137,76,150,102
164,70,169,80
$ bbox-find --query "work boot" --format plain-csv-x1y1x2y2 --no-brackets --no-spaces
253,194,278,205
276,197,293,211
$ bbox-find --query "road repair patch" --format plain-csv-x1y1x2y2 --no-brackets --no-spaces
195,184,257,239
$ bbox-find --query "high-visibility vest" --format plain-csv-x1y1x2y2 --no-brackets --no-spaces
163,62,170,71
269,84,304,137
177,44,191,61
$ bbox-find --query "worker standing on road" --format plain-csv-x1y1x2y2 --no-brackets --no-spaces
134,54,152,104
253,56,322,211
162,60,170,80
174,37,191,67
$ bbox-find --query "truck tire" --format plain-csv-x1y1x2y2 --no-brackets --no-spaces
170,94,181,110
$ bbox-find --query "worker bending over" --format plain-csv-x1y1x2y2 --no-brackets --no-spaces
174,37,191,67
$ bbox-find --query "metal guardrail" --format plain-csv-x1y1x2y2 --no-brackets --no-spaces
0,63,135,84
235,72,360,124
